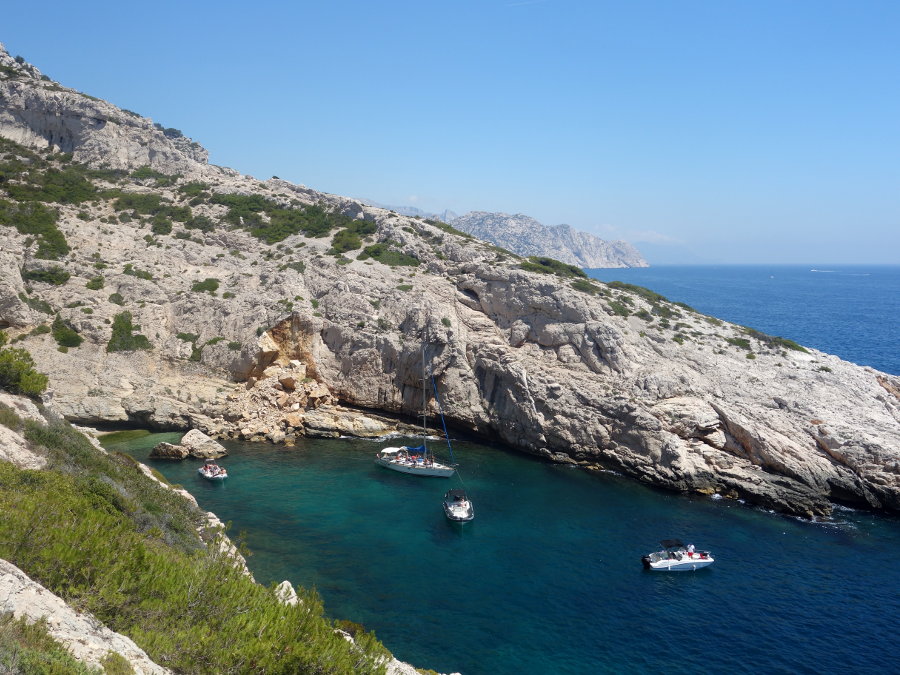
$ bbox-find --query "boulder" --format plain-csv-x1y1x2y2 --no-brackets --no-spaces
303,408,393,438
180,429,228,459
149,442,190,460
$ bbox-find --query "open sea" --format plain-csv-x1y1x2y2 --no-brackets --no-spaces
104,264,900,674
586,264,900,376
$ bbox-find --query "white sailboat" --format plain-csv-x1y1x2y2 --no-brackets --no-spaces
375,344,456,478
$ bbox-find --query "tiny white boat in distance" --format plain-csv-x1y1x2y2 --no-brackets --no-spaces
198,462,228,480
442,488,474,522
641,539,713,571
375,446,455,477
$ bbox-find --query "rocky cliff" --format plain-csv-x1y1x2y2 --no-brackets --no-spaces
1,43,899,519
451,211,648,268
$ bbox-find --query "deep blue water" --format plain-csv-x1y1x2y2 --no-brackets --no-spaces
107,432,900,675
586,264,900,375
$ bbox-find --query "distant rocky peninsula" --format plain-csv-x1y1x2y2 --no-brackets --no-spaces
374,204,648,269
450,211,648,269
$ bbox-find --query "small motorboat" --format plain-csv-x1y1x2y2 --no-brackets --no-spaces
198,462,228,480
641,539,713,572
442,488,474,522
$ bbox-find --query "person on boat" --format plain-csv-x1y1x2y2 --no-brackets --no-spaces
687,543,695,558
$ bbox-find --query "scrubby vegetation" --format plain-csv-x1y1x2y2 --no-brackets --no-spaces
210,193,363,244
519,256,587,279
741,326,808,353
0,200,69,259
191,278,220,294
0,331,48,396
0,613,99,674
51,314,83,348
123,263,154,281
571,278,603,295
358,242,420,267
21,265,70,286
106,312,152,352
0,406,389,674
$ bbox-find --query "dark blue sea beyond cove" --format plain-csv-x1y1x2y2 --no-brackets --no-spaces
586,264,900,375
108,432,900,675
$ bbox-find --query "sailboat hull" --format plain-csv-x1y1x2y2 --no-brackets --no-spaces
375,457,455,477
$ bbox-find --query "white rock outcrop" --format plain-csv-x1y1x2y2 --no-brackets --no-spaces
0,558,170,674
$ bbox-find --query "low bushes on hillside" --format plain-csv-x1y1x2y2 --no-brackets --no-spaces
0,409,390,674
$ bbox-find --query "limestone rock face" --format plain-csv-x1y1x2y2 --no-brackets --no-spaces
451,211,648,268
1,43,898,518
0,250,36,327
0,558,170,674
179,429,228,459
0,392,47,469
0,44,212,178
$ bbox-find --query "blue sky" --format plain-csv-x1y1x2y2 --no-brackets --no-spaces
4,1,899,264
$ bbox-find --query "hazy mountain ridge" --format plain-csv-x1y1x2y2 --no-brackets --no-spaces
450,211,648,268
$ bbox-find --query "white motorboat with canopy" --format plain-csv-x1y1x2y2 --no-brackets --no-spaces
375,342,456,478
641,539,714,571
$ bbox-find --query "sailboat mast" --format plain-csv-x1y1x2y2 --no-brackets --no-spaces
421,340,428,455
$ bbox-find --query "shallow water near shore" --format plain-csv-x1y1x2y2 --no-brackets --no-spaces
105,432,900,675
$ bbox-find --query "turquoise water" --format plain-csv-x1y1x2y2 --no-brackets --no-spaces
586,265,900,375
107,432,900,674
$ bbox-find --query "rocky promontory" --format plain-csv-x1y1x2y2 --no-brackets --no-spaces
1,42,899,521
451,211,649,268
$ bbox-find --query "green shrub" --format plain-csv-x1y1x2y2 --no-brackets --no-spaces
178,181,209,197
424,218,474,239
4,167,97,204
123,264,153,280
150,215,173,235
607,301,630,317
741,326,808,353
51,314,83,348
571,278,601,295
86,275,104,290
108,292,125,306
0,200,69,260
185,214,215,232
191,278,219,294
18,292,53,315
21,266,70,286
519,256,586,279
176,332,199,343
222,291,236,299
396,284,413,291
358,242,420,267
441,317,451,327
725,337,752,350
227,341,242,350
210,194,362,243
106,312,152,352
330,228,362,253
0,346,48,396
0,403,21,431
606,280,667,303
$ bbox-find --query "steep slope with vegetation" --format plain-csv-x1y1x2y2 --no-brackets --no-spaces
0,390,391,673
0,39,898,530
